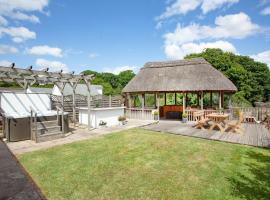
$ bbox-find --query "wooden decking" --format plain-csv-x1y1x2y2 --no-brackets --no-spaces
143,120,270,148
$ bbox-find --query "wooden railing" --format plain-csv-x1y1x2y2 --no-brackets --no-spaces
125,108,155,120
187,107,270,121
125,107,270,122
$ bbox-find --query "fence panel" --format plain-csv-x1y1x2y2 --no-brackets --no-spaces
51,94,123,122
125,108,155,120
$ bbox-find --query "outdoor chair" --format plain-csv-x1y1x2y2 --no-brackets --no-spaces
243,112,260,123
261,113,270,129
193,110,211,130
225,112,244,134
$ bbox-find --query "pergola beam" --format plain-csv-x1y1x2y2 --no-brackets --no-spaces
0,65,92,80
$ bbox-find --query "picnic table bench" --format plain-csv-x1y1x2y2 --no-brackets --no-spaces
207,113,229,132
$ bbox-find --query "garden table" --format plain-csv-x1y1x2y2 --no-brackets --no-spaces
207,113,230,132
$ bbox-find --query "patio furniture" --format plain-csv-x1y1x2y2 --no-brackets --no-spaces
193,110,211,129
243,112,258,123
261,114,270,129
224,112,244,134
207,113,230,132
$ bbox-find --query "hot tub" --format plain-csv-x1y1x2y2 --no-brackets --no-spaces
3,111,69,142
78,107,125,128
0,92,69,142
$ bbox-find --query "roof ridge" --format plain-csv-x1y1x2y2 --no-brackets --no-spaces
143,58,207,68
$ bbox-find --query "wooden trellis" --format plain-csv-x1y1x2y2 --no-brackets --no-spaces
0,63,94,130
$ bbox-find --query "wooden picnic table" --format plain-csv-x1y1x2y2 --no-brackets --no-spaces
207,113,230,132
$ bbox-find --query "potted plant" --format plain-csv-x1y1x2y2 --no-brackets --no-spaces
153,110,159,120
99,120,107,127
118,116,126,125
182,112,188,123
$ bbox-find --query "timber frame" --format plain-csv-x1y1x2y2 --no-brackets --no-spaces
0,63,94,130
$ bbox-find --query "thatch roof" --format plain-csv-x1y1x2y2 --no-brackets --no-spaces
122,58,237,93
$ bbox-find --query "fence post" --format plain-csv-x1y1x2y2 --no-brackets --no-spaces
109,95,112,107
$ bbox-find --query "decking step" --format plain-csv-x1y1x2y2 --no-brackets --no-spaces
36,131,63,143
33,120,59,129
36,125,61,135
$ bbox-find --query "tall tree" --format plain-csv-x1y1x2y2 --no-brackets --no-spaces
118,70,135,88
185,48,270,106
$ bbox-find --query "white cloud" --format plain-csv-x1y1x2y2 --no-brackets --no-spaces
10,12,40,23
164,13,260,46
27,45,63,57
36,58,69,73
0,26,36,42
0,0,49,12
251,50,270,67
165,40,236,59
0,60,12,66
201,0,239,14
157,0,239,20
0,44,18,54
103,66,137,74
0,0,49,23
0,16,8,26
261,7,270,15
158,0,201,20
88,53,99,59
163,12,259,59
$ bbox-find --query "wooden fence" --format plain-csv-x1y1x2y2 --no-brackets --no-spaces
125,108,155,120
51,94,123,122
125,107,270,122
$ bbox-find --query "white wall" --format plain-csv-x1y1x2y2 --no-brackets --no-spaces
79,107,125,128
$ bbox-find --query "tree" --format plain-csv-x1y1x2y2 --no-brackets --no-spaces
118,70,135,88
185,48,270,105
81,69,135,96
100,72,119,89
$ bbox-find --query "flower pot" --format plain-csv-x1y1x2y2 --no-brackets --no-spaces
182,118,188,123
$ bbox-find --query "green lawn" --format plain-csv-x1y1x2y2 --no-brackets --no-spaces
19,128,270,200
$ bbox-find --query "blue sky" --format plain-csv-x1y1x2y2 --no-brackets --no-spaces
0,0,270,74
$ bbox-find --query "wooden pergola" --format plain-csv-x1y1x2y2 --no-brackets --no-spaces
0,63,94,130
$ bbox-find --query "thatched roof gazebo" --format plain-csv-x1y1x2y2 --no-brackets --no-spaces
122,58,237,120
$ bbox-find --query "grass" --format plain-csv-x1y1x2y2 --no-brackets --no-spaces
19,128,270,200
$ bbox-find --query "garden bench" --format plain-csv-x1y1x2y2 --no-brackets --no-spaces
225,112,244,134
193,110,211,130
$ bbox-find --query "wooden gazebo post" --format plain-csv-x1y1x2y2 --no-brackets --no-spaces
156,92,160,121
127,93,131,108
197,93,200,107
84,78,92,130
183,92,186,114
210,92,213,108
219,91,222,109
200,91,204,110
140,93,145,119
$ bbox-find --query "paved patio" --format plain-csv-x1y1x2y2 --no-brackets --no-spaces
7,119,155,155
143,120,270,148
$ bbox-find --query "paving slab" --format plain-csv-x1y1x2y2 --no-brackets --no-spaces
7,119,155,155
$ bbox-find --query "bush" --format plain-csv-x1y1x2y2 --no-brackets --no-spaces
118,116,126,121
182,112,188,118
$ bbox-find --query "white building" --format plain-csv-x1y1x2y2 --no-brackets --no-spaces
52,83,103,96
26,87,53,94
